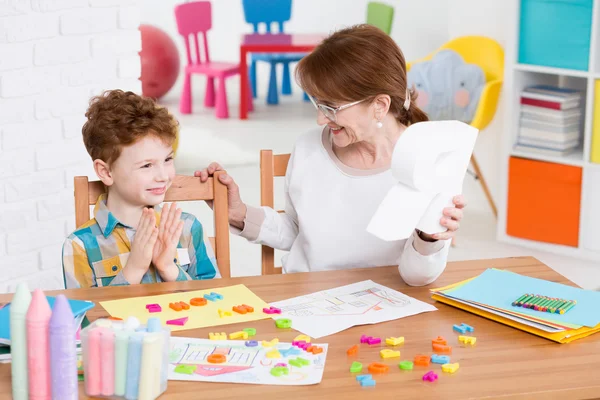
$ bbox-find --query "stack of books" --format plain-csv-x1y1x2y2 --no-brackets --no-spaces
514,85,583,157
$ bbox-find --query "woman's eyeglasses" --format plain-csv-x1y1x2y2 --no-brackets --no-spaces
307,94,365,123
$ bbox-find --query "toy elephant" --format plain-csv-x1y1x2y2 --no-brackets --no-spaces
407,49,485,123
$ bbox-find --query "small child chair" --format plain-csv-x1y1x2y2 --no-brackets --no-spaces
407,36,504,218
242,0,307,105
366,1,395,35
175,1,253,118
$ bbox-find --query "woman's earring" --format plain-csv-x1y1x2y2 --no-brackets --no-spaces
376,119,383,128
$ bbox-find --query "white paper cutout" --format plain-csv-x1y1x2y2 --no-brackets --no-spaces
367,120,478,241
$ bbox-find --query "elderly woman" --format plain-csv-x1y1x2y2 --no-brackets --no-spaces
196,24,466,286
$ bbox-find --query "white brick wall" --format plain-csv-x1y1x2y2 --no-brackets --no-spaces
0,0,142,293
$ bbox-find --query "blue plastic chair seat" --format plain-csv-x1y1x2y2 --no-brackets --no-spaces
251,53,306,62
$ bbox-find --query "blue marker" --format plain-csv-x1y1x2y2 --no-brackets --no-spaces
146,317,161,333
146,318,168,388
125,333,143,400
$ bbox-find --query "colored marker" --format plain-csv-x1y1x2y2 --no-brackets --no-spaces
522,294,537,308
26,289,52,400
125,333,143,400
138,334,161,400
49,295,78,400
85,327,101,396
10,283,32,400
124,316,140,331
537,297,552,311
553,300,569,313
114,330,130,397
559,301,577,314
100,327,115,396
529,296,542,310
548,298,562,313
146,317,161,333
517,294,534,307
512,294,529,306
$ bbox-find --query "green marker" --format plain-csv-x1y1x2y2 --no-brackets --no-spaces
516,294,533,307
559,301,577,314
528,296,545,309
512,294,529,306
546,298,560,313
522,295,537,308
539,297,553,311
549,299,566,313
554,300,571,313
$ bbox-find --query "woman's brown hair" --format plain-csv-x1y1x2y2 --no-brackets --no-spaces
296,24,428,126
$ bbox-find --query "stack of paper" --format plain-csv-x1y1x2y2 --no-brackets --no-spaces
431,268,600,343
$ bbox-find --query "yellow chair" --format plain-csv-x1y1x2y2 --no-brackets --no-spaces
407,36,504,218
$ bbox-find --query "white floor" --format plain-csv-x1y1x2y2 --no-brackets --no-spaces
159,74,600,290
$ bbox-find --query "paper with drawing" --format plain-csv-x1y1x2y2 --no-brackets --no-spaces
367,120,478,241
168,337,328,385
269,280,437,338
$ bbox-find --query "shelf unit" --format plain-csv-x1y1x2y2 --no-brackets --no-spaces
497,0,600,263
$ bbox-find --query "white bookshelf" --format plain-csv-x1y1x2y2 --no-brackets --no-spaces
497,0,600,264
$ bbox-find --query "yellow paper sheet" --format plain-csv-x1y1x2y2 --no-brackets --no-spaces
100,284,271,332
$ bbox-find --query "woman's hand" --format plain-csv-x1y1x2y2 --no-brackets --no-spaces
419,195,466,241
194,163,247,230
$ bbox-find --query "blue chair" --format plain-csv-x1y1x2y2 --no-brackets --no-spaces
242,0,308,105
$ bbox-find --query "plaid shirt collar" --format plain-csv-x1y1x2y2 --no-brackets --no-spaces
93,194,162,237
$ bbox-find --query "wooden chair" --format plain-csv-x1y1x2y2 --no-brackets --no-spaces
73,172,231,278
260,150,290,275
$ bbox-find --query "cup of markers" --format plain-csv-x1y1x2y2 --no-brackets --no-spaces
81,316,170,400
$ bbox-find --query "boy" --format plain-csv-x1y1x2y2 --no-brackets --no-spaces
62,89,219,288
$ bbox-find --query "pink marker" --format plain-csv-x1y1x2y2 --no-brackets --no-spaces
99,327,115,396
84,328,101,396
26,289,52,400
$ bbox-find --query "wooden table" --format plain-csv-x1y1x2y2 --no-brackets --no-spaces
1,256,599,399
239,33,326,119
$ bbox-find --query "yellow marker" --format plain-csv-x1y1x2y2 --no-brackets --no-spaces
261,338,279,347
385,336,405,346
218,309,232,318
229,331,249,340
442,363,460,373
209,332,226,340
266,349,281,359
294,334,311,343
458,335,476,345
380,349,400,359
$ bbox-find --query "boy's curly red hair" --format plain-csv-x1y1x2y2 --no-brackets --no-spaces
82,89,178,165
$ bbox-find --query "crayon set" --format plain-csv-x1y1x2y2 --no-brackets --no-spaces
10,283,78,400
81,316,170,400
511,293,576,314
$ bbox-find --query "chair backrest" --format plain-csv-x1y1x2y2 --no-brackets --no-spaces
174,1,212,65
366,1,394,35
242,0,292,33
260,150,290,275
440,36,504,83
73,173,231,278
